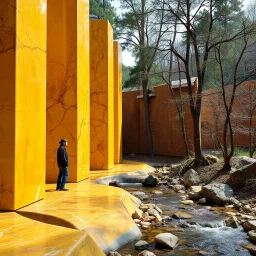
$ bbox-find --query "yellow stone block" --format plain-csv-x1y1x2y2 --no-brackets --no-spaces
90,20,114,170
47,0,90,182
0,0,46,210
114,41,123,164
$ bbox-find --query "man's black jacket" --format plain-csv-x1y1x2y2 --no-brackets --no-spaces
57,146,69,167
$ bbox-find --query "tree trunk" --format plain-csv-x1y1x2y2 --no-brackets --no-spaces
142,78,154,157
181,113,190,158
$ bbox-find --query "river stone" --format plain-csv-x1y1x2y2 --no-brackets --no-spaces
132,191,149,201
241,244,256,255
155,233,179,249
243,220,256,232
109,181,121,187
172,185,185,192
181,200,194,205
142,175,159,187
140,205,149,212
190,186,202,193
133,208,143,219
233,156,256,167
183,169,201,187
106,251,121,256
225,216,239,228
248,230,256,243
148,208,158,216
228,161,256,187
134,219,141,224
151,190,163,195
206,154,219,163
135,240,149,250
201,183,234,205
172,212,192,219
138,250,156,256
188,192,201,200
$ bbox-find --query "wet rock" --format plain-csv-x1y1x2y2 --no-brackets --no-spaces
242,205,252,213
133,209,143,219
228,197,242,209
225,216,239,228
205,154,219,164
241,243,256,255
139,204,149,212
134,219,141,224
181,200,194,205
135,240,149,250
201,183,234,205
225,212,237,217
137,250,156,256
172,212,192,219
142,175,159,187
243,220,256,232
151,190,163,195
248,230,256,243
188,192,201,201
162,216,172,221
132,191,149,201
106,251,121,256
179,190,186,194
198,198,207,204
169,177,181,185
109,181,121,187
155,233,179,249
172,184,185,192
190,186,202,194
228,161,256,187
183,169,201,187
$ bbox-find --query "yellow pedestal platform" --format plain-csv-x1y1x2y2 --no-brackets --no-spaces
90,20,114,170
46,0,90,183
0,0,46,210
114,41,123,164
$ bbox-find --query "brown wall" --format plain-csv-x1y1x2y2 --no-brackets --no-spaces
122,82,197,157
201,80,256,149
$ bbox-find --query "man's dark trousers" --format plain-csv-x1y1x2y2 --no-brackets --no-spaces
57,166,68,189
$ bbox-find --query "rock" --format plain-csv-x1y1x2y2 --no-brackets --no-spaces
134,219,141,224
228,197,242,209
225,216,239,228
190,186,202,194
233,156,256,167
139,204,149,212
132,191,149,201
142,175,159,187
172,185,185,192
248,230,256,243
135,240,149,250
109,181,121,187
106,251,121,256
169,178,181,185
225,212,237,217
201,183,234,205
206,154,219,163
198,198,207,204
188,192,201,201
244,220,256,232
148,208,158,216
155,233,179,249
138,250,156,256
228,161,256,187
154,205,163,214
172,212,192,219
133,209,143,219
179,190,186,194
241,244,256,255
154,213,162,222
180,200,194,205
183,169,201,187
242,205,252,213
162,216,172,221
129,153,136,158
151,190,163,195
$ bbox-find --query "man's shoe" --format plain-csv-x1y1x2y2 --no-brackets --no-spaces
60,188,69,191
56,187,60,191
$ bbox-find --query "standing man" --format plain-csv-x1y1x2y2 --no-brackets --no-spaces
56,139,69,191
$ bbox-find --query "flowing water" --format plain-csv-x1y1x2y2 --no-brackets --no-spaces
118,184,251,256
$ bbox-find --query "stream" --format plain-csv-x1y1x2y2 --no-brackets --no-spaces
117,184,251,256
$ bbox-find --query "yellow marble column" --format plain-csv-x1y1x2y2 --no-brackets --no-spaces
0,0,46,210
113,41,123,164
47,0,90,182
90,20,114,170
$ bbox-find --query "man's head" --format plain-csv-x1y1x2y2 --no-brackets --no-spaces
59,139,68,147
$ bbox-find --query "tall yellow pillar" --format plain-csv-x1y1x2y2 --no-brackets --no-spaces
0,0,46,210
113,41,123,164
46,0,90,182
90,20,114,170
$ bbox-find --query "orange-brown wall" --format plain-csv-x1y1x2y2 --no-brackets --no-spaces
122,83,196,157
201,80,256,149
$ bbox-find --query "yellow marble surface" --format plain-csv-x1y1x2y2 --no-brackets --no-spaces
114,41,123,164
46,0,90,183
90,20,114,170
0,212,104,256
0,0,46,210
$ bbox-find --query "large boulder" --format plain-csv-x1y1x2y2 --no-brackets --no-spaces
228,161,256,187
232,156,256,167
155,233,179,249
183,169,201,187
142,175,159,187
201,183,234,205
